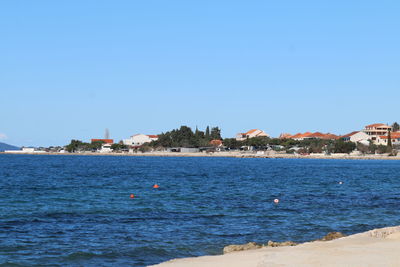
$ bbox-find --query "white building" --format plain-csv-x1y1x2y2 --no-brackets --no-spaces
4,147,45,154
123,134,159,146
341,131,370,143
99,143,113,153
236,129,269,141
376,132,400,146
363,123,392,143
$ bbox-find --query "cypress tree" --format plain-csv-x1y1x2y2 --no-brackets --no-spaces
205,126,210,139
392,122,399,132
387,129,392,148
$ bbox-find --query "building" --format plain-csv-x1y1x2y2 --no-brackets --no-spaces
289,132,310,140
210,139,223,147
123,134,159,146
166,147,200,153
289,132,339,141
376,132,400,146
279,133,292,139
236,129,269,141
91,139,114,144
4,147,45,154
322,133,339,140
362,123,392,142
99,143,113,153
341,131,370,143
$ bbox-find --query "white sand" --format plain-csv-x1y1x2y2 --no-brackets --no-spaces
150,226,400,267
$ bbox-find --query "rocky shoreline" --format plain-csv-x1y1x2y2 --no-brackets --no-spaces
2,151,400,160
222,232,345,254
151,226,400,267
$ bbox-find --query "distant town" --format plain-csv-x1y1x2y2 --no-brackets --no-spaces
2,122,400,158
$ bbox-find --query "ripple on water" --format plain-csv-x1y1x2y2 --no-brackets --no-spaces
1,155,400,266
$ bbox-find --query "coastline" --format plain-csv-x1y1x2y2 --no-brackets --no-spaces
150,225,400,267
1,151,400,160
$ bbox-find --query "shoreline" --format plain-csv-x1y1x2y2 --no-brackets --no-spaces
1,151,400,160
150,225,400,267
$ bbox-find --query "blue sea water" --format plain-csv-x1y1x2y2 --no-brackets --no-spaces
1,155,400,266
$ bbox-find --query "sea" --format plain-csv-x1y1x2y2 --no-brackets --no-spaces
1,154,400,266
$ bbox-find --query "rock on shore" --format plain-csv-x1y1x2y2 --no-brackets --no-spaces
151,230,365,266
318,232,346,241
223,242,262,254
223,232,344,254
266,240,298,247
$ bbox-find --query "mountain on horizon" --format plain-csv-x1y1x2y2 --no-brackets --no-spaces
0,142,20,152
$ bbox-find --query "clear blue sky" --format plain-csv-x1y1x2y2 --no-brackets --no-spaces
1,1,399,147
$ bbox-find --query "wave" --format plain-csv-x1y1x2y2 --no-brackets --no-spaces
63,251,120,261
0,263,26,267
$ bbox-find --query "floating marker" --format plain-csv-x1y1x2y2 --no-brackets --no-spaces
274,198,279,204
339,181,343,185
130,194,135,199
153,184,159,189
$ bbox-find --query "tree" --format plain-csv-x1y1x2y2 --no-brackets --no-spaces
387,129,392,148
223,138,242,149
333,139,356,154
139,144,151,153
149,125,222,148
392,122,400,132
210,127,222,140
90,141,105,150
66,140,83,152
111,143,128,151
243,136,270,147
205,126,210,139
368,141,377,154
356,142,370,154
376,145,389,154
65,139,104,152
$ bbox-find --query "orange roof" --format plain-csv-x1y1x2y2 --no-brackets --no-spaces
321,133,339,140
147,135,158,138
288,132,338,140
365,123,389,128
296,132,313,138
279,133,292,139
289,133,303,139
340,131,359,138
309,132,325,138
210,139,223,146
245,129,258,135
379,132,400,139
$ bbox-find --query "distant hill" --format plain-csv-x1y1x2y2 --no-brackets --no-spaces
0,142,20,152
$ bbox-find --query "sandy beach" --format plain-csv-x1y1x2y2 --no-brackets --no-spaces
150,226,400,267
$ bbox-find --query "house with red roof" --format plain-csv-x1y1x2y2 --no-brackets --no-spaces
123,134,159,146
235,129,269,141
376,132,400,146
279,133,292,139
340,131,370,143
362,123,392,142
210,139,223,147
288,132,338,141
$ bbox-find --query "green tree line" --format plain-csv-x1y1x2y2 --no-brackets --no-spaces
65,140,105,152
150,125,222,148
65,140,127,152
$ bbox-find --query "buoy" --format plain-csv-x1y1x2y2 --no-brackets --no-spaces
153,184,159,189
130,194,135,199
339,181,343,185
274,198,279,204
